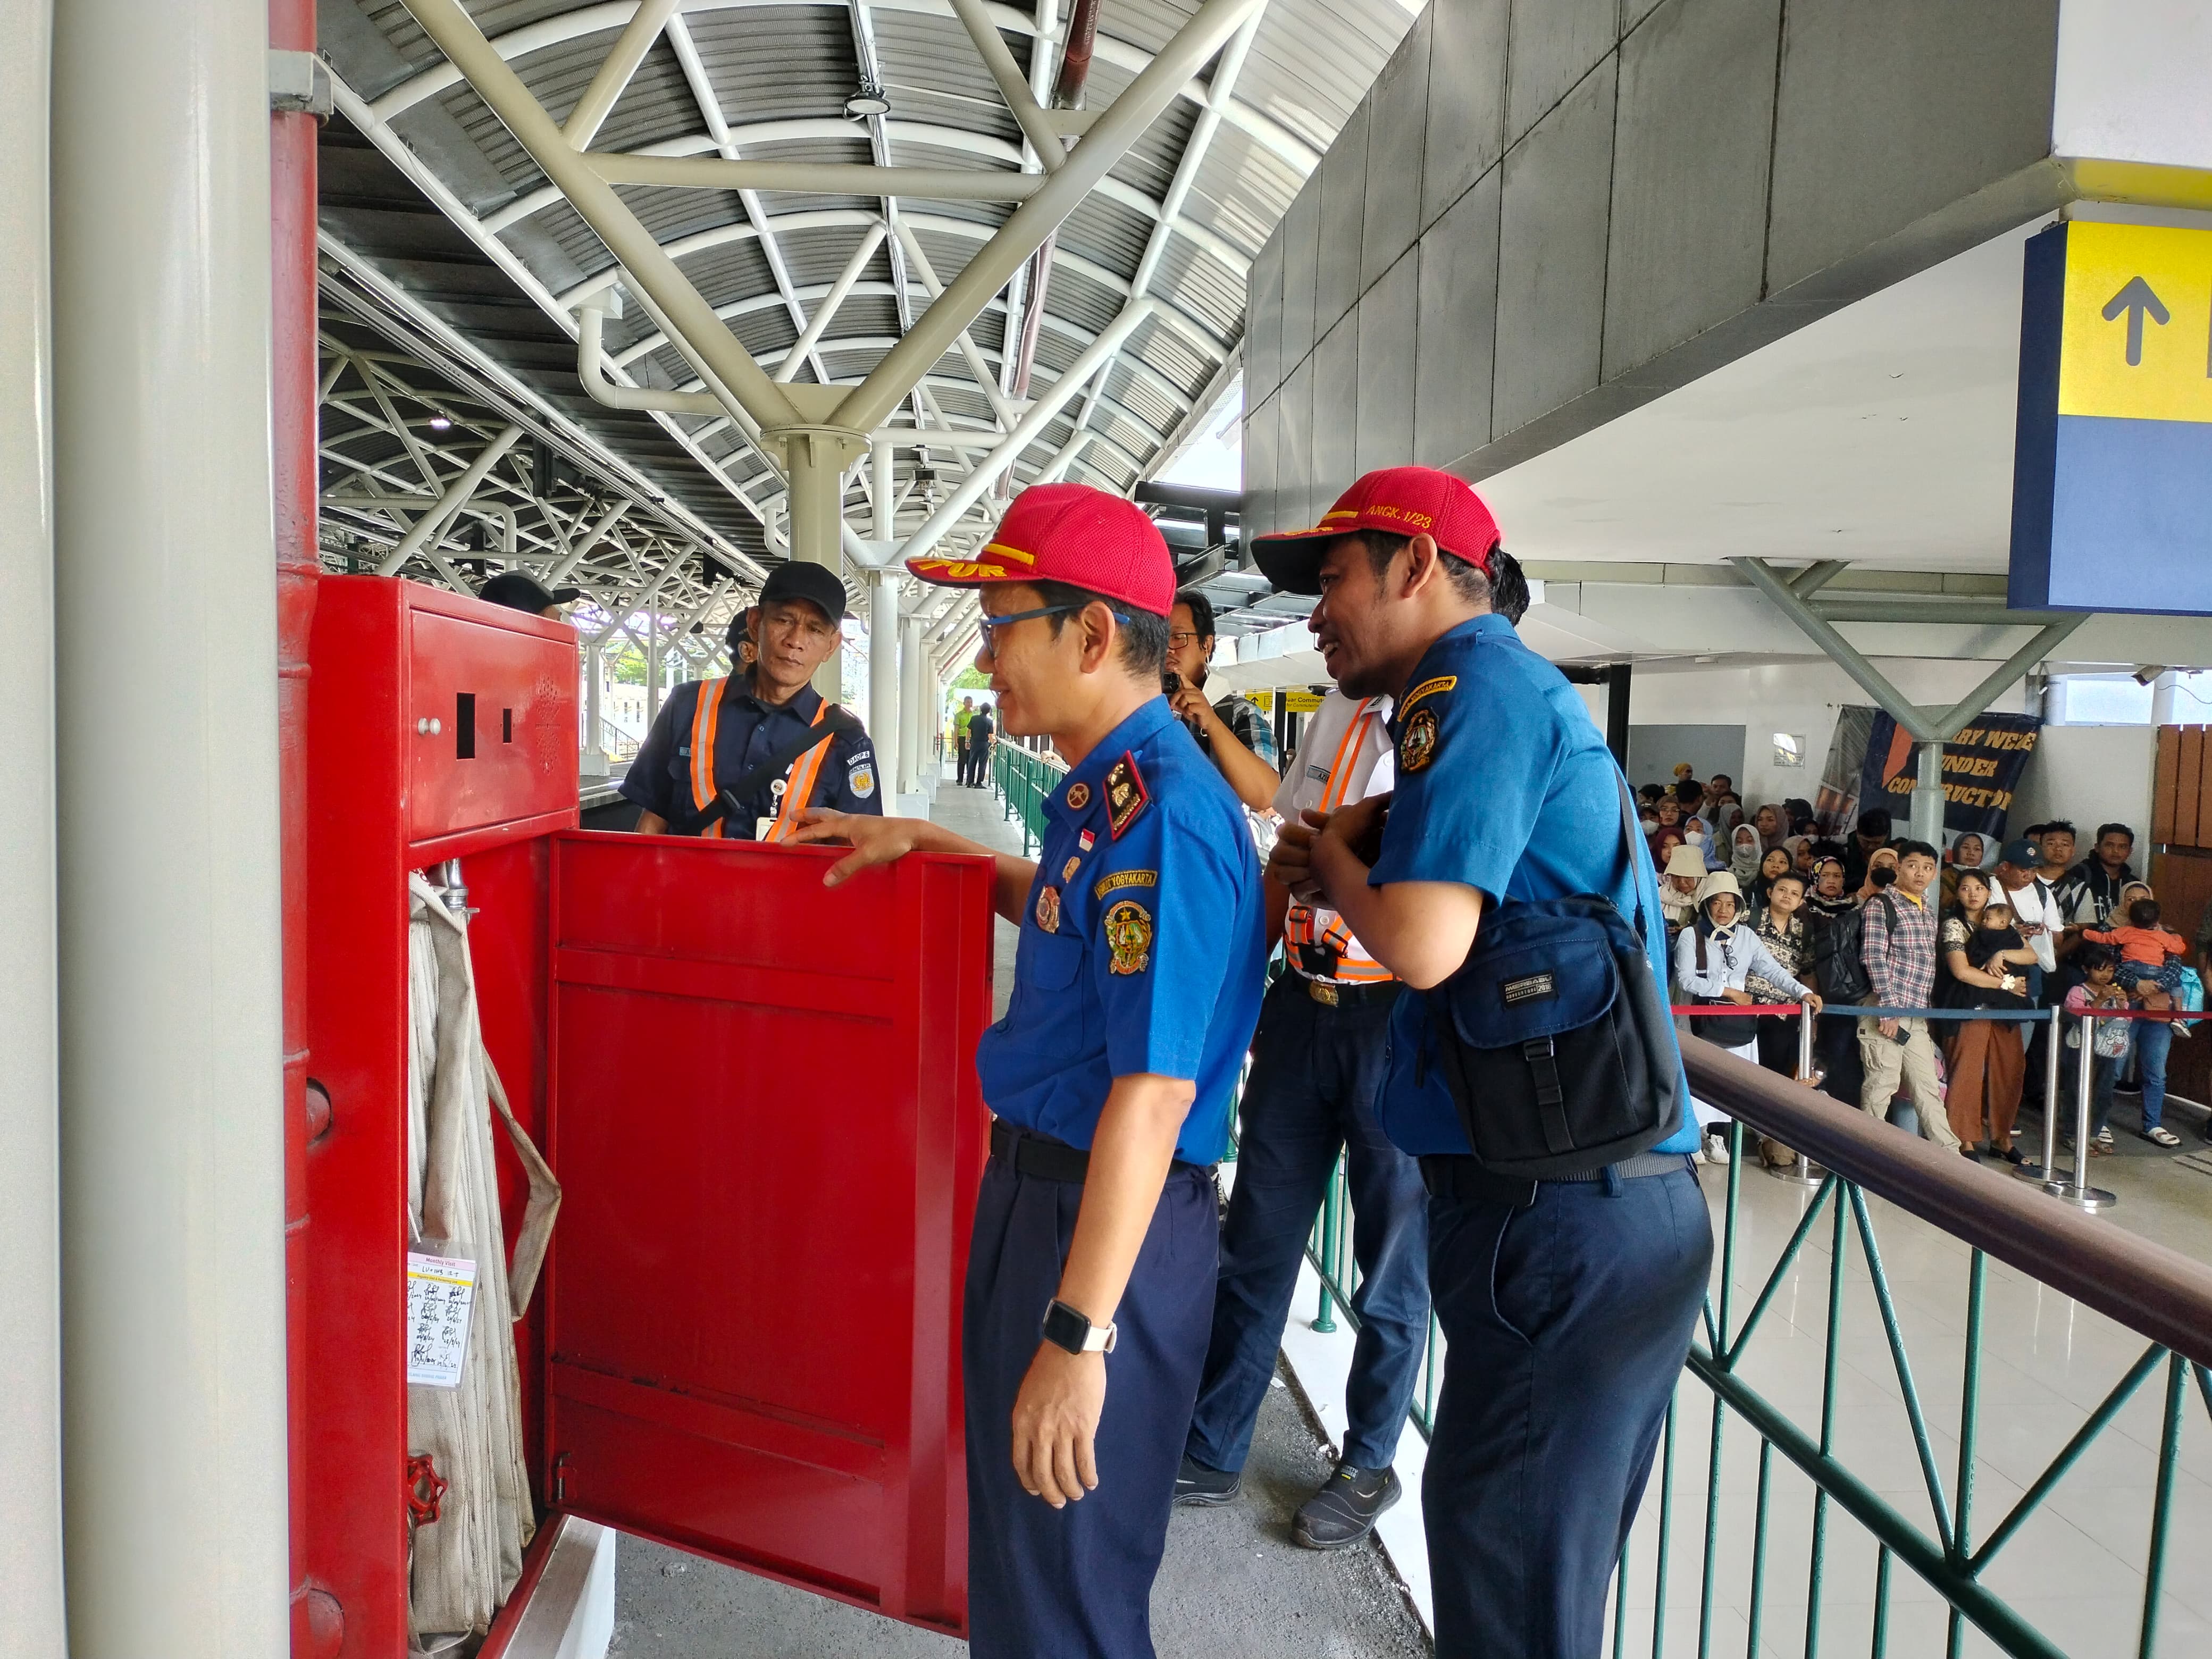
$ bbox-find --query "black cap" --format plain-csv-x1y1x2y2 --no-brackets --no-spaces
480,571,582,614
759,560,848,625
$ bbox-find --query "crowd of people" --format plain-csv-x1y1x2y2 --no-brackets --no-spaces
1640,777,2206,1167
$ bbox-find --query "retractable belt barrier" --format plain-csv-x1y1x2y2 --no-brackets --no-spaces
1668,999,2191,1212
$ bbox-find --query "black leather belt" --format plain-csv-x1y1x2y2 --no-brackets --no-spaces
1294,975,1404,1009
990,1119,1214,1184
1418,1150,1695,1209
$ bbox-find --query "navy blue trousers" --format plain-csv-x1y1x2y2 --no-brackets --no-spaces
964,1149,1217,1658
1424,1166,1712,1659
1187,977,1429,1472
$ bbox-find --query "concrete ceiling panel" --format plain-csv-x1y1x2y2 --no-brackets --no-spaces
1765,0,2059,294
1361,9,1431,296
1355,245,1418,477
1312,309,1359,502
1505,0,1618,147
1493,57,1617,439
1314,101,1372,343
1421,0,1508,235
1414,161,1500,471
1602,0,1781,378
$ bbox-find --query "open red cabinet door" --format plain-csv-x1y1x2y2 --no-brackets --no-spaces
536,830,994,1636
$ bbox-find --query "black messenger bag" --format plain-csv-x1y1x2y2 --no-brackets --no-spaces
1423,772,1686,1178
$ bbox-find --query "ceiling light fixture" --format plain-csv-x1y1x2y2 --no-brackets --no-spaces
428,415,451,431
845,85,891,119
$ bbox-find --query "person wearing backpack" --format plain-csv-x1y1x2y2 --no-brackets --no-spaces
1804,865,1871,1107
1857,841,1964,1153
1253,467,1709,1659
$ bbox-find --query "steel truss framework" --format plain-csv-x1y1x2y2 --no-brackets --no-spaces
324,0,1413,651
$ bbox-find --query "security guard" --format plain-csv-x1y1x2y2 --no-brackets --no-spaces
791,482,1264,1659
1175,682,1429,1549
620,562,882,839
1254,467,1710,1659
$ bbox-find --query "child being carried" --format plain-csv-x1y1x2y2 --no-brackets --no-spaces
2082,896,2188,998
1962,902,2038,1007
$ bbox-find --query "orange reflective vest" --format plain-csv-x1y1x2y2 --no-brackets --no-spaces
1283,697,1396,983
686,678,835,841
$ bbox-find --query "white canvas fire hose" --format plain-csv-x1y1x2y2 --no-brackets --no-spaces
405,867,562,1650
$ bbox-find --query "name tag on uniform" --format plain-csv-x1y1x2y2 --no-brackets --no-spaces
756,817,774,839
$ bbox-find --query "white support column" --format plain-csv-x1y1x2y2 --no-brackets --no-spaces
0,1,63,1652
869,569,903,792
52,0,288,1653
901,611,928,799
584,639,609,775
646,609,661,722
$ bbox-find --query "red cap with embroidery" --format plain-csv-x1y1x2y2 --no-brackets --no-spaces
1251,466,1502,595
905,481,1175,616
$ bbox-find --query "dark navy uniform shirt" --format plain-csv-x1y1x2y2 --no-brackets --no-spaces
978,698,1266,1164
1369,613,1697,1157
618,676,883,837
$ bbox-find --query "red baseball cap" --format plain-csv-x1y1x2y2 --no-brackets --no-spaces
1251,466,1502,595
905,481,1176,616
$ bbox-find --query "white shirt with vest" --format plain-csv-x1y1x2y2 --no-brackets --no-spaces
1275,690,1395,985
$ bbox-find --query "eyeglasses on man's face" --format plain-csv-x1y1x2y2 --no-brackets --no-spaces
1166,631,1202,649
977,602,1133,653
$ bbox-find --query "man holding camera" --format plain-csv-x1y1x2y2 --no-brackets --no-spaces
1165,588,1280,811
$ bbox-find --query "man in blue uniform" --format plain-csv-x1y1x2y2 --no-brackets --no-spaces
791,482,1265,1658
620,562,881,840
1254,467,1712,1659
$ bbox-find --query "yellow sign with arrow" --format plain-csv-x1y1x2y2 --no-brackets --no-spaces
2057,221,2212,425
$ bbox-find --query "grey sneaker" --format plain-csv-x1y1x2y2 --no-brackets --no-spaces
1173,1455,1241,1507
1292,1462,1401,1549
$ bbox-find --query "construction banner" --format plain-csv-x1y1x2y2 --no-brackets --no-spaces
1855,709,2040,840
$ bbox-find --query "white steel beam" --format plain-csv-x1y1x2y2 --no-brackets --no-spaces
374,424,523,575
564,0,684,149
842,0,1263,432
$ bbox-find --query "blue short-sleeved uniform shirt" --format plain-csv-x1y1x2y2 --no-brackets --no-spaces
1370,614,1696,1157
978,698,1266,1163
619,676,883,836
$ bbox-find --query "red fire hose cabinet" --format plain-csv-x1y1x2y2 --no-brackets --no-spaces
304,576,994,1654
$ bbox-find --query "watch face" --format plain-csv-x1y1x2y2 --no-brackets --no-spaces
1041,1299,1091,1355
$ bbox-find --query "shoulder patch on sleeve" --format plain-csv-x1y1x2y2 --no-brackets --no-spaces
1104,752,1149,839
1103,899,1153,975
1093,867,1158,901
1398,707,1440,773
1401,674,1457,713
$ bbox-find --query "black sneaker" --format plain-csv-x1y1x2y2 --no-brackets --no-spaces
1293,1462,1401,1549
1172,1455,1241,1507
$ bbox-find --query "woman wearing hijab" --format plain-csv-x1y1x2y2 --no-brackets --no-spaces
1805,857,1855,924
1683,815,1724,870
1851,845,1901,907
1659,840,1707,939
1674,870,1823,1165
1750,802,1787,855
1728,823,1764,886
1940,831,1988,910
1747,846,1792,921
1940,868,2028,1162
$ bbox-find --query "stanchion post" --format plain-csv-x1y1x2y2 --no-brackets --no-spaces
2017,1009,2064,1184
1765,1002,1828,1186
2049,1006,2116,1211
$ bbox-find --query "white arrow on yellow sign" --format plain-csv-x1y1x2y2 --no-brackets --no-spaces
2057,222,2212,424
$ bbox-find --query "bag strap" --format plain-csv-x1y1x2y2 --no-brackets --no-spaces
699,703,864,831
1612,767,1652,943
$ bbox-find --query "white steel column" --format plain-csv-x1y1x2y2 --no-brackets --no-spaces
869,570,903,790
646,609,661,722
0,0,64,1652
583,639,609,776
901,612,928,793
52,0,288,1653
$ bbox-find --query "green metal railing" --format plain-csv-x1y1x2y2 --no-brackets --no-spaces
990,742,1062,856
1294,1033,2212,1657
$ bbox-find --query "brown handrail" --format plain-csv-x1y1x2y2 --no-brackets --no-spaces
1682,1037,2212,1368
